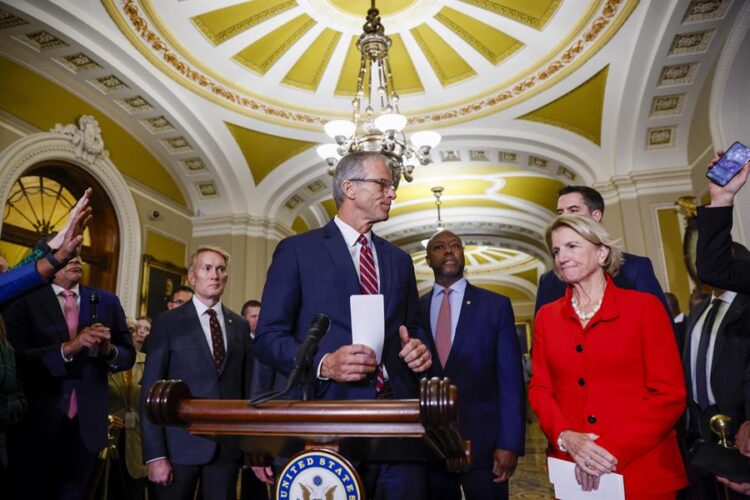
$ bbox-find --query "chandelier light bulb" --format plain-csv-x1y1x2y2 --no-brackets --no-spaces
316,143,341,161
410,130,441,149
374,113,407,133
324,120,356,141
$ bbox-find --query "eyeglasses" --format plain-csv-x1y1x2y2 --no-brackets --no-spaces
348,178,396,192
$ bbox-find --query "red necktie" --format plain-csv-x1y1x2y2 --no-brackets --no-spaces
357,235,384,392
435,288,453,367
60,289,78,418
206,309,225,371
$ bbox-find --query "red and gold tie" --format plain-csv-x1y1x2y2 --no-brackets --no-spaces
357,235,384,392
206,309,225,371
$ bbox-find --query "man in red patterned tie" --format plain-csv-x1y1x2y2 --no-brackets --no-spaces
140,246,249,500
420,230,525,500
255,152,432,499
4,247,135,500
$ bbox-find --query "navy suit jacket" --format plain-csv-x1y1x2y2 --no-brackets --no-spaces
3,285,135,454
0,261,45,307
419,283,525,469
534,252,669,314
140,301,249,465
255,219,425,400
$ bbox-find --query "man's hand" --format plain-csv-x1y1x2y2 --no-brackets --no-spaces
62,324,110,358
148,458,173,486
735,420,750,456
320,344,377,382
49,188,92,250
53,202,92,265
717,476,750,495
398,326,431,373
708,149,750,207
492,449,518,483
252,466,274,484
558,430,617,476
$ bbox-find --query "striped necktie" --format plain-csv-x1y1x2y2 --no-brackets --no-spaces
357,235,384,392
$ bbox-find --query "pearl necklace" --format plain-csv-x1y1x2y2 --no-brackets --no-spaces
571,296,602,321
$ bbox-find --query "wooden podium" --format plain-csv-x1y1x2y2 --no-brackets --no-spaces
146,377,470,496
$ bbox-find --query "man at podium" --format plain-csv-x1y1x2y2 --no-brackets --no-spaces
255,152,433,498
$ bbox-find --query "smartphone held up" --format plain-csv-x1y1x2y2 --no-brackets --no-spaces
707,141,750,187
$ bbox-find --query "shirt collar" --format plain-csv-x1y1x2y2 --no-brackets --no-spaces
334,215,373,247
192,295,222,317
713,290,737,305
51,283,81,297
432,277,467,296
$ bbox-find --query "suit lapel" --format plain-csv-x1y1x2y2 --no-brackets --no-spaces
373,234,392,310
39,286,70,342
78,286,91,330
711,294,746,377
184,302,216,370
322,220,360,296
420,291,438,362
445,283,476,369
683,298,710,389
220,306,241,375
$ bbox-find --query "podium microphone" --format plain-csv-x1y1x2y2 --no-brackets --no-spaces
89,293,100,357
250,314,330,405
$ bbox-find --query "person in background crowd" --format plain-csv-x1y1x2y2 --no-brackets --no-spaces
680,276,750,499
535,186,669,315
109,317,152,500
141,246,248,500
666,292,687,348
420,230,525,499
695,150,750,495
0,316,24,498
4,244,135,500
530,215,687,499
166,286,193,311
254,152,432,499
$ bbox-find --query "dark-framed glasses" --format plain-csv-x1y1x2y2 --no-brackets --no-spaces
348,178,396,192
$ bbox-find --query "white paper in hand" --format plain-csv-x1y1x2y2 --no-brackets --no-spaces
548,457,624,500
350,294,385,362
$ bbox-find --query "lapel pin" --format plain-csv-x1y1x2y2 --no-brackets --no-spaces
466,300,471,305
228,318,233,324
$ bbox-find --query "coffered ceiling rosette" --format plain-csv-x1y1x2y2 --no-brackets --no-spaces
105,0,637,130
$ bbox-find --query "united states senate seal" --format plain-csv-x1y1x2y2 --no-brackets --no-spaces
276,449,362,500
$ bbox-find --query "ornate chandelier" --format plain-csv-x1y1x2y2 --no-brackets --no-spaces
316,0,441,189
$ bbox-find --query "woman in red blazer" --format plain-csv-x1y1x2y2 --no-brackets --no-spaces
530,215,687,499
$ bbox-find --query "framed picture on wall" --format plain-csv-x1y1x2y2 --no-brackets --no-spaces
140,255,188,319
515,321,531,354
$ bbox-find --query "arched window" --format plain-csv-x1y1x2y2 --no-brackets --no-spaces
1,162,120,291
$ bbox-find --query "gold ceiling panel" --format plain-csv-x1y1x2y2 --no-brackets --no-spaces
233,14,315,75
390,198,516,218
513,267,539,285
459,0,561,30
475,282,532,301
292,216,309,234
329,0,417,17
335,34,423,96
283,28,342,91
469,252,491,265
191,0,297,46
321,198,337,218
519,66,609,145
225,122,316,184
435,6,523,65
411,23,476,86
395,179,495,202
500,177,564,211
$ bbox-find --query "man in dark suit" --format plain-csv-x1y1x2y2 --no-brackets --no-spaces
666,292,687,349
254,152,432,499
4,248,135,500
140,246,249,500
681,285,750,499
419,230,525,499
535,185,668,313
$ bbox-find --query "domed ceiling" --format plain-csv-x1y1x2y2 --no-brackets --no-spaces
0,0,739,315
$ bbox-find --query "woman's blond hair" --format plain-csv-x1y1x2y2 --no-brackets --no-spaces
545,215,624,277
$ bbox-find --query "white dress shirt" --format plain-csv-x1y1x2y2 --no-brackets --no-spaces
334,215,380,292
429,278,467,343
689,290,737,405
192,295,227,356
